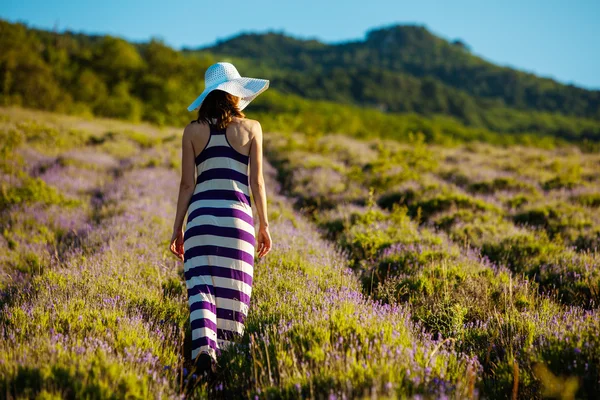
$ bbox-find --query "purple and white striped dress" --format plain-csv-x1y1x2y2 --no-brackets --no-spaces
183,120,255,362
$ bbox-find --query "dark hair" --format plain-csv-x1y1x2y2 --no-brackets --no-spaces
196,90,245,130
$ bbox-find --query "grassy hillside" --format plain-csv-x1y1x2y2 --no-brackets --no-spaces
1,17,599,398
261,126,600,398
1,106,599,399
0,106,478,398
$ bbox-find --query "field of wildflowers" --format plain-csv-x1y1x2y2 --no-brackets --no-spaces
0,106,598,399
263,131,600,399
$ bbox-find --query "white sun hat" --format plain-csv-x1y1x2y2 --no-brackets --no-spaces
187,62,270,112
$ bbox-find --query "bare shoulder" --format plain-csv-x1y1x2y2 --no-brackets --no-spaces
233,117,260,132
183,120,207,138
182,123,194,140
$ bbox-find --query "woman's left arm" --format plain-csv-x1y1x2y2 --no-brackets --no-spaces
170,125,196,259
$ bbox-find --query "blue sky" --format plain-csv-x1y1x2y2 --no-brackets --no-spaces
2,0,599,89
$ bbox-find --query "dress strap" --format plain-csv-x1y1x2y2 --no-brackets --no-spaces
190,118,218,131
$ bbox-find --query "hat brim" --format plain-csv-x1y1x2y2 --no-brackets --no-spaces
187,77,270,112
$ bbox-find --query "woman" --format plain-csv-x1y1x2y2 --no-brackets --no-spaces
169,62,272,377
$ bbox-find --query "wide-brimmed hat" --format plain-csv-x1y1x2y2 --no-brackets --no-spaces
187,62,269,112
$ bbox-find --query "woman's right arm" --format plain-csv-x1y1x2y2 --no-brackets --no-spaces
249,121,272,258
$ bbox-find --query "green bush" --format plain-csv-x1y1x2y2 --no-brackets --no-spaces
1,177,80,209
468,177,535,194
408,192,501,221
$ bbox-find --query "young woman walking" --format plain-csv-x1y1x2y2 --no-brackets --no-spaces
170,61,272,378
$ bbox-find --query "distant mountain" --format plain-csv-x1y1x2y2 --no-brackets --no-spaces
188,25,600,124
1,19,599,145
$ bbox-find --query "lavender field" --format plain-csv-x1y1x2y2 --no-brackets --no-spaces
0,106,598,399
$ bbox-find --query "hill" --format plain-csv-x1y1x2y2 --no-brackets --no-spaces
0,106,480,398
1,19,600,146
192,24,600,122
2,105,599,398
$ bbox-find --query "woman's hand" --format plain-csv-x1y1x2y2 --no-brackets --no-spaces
256,225,272,258
170,228,184,261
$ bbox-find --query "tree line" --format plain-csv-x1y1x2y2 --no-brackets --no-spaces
1,19,599,147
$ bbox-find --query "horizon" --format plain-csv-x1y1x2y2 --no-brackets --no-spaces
1,0,599,91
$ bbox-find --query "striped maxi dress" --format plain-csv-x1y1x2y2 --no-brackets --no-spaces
183,120,256,362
